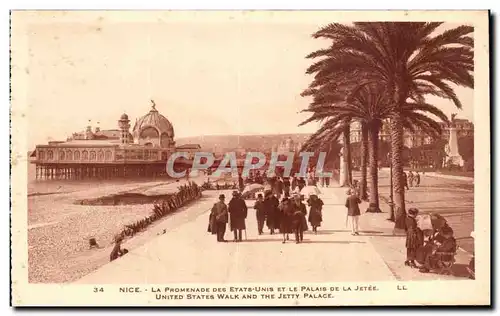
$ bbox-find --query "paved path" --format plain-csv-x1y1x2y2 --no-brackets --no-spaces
374,170,474,253
76,186,396,284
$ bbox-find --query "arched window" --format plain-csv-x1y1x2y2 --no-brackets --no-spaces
66,150,73,161
105,150,112,161
82,150,89,160
74,151,81,160
47,150,54,160
59,151,65,160
38,151,45,160
140,127,159,139
90,151,96,161
98,150,104,161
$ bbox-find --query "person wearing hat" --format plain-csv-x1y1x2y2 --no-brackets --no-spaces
210,194,229,242
282,177,291,197
419,225,457,273
291,194,308,243
109,235,125,262
279,196,294,243
345,188,361,235
254,193,266,235
307,194,324,234
228,191,248,242
264,190,279,235
405,208,423,268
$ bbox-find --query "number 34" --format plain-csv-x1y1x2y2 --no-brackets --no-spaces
93,287,104,293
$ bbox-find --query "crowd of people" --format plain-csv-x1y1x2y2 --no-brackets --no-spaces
207,190,324,244
242,169,331,193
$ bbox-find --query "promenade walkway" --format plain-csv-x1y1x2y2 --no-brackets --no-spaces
76,185,395,284
76,182,472,284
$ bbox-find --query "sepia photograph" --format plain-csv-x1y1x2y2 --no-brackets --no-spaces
10,10,490,306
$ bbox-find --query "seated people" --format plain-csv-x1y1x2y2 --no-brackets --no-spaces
419,225,457,273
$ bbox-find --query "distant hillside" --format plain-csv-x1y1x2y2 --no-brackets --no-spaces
175,134,312,152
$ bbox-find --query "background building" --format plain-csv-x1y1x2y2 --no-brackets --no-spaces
30,102,198,180
349,118,474,148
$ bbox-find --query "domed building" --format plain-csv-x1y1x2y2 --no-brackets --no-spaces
132,101,175,149
30,100,198,180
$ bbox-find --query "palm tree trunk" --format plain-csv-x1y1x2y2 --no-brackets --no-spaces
390,112,406,230
360,122,368,200
341,124,352,187
366,121,381,213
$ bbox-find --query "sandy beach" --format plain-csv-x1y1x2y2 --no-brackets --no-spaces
27,162,213,283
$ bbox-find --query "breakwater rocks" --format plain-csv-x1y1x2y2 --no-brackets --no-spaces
76,192,173,206
118,182,203,238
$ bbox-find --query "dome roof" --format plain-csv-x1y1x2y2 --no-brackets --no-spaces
120,113,129,120
132,103,174,138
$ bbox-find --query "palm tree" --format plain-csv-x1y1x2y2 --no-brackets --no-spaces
359,122,369,200
300,83,387,211
341,123,353,187
300,80,449,214
306,22,473,229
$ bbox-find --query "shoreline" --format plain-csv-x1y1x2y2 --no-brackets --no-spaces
28,176,209,283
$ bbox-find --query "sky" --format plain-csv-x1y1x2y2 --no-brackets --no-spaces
17,12,474,149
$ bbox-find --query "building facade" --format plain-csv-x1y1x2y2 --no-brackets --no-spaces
349,118,474,148
30,101,198,180
273,137,303,154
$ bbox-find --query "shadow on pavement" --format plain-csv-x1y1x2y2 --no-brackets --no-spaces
361,234,402,238
310,229,351,234
242,238,285,243
301,240,365,244
418,206,472,212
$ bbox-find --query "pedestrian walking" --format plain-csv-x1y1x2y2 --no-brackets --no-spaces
345,189,361,236
405,208,423,268
264,191,279,234
274,177,284,200
298,177,306,191
210,194,229,242
238,174,245,193
291,194,307,243
307,170,316,186
254,193,266,235
415,172,421,187
228,191,247,242
307,194,323,234
279,197,294,243
283,177,291,197
408,171,414,187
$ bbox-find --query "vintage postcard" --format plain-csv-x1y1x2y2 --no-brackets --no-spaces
10,10,490,306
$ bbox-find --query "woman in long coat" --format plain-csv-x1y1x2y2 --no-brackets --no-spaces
279,197,294,243
264,191,279,234
228,191,248,242
405,208,423,268
307,194,323,234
